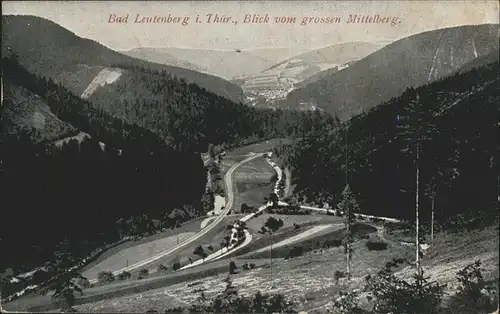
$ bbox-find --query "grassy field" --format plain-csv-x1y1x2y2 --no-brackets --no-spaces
82,232,196,280
79,217,207,274
244,223,377,259
66,227,413,313
9,223,497,313
128,216,242,276
244,213,329,233
230,156,277,211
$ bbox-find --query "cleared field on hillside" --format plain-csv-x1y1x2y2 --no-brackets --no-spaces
130,216,242,276
79,217,207,275
71,230,412,313
244,213,329,233
82,232,196,280
231,157,276,211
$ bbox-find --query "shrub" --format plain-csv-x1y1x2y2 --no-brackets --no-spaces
333,290,365,314
75,277,91,289
138,268,149,279
334,270,346,283
31,269,52,285
249,263,256,269
117,271,131,280
448,260,499,313
229,261,238,274
366,241,388,251
157,264,168,273
207,245,214,251
293,223,300,230
264,216,284,232
285,246,304,259
97,271,115,283
164,277,295,313
324,239,342,248
242,263,249,270
172,261,181,271
365,269,445,314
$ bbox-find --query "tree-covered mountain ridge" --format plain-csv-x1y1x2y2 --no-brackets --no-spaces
275,60,499,223
1,14,245,103
283,23,499,119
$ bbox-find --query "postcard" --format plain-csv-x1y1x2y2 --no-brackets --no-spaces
1,1,499,313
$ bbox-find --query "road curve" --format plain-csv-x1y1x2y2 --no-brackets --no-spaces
88,153,264,284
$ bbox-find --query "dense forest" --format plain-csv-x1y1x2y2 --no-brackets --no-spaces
0,55,338,274
0,56,207,273
90,64,338,152
275,61,499,224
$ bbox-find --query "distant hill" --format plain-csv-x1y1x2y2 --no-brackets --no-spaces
123,47,281,80
243,47,304,64
234,42,383,104
121,48,208,73
284,24,499,119
2,15,245,102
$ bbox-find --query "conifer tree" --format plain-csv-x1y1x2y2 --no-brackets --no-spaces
336,184,360,280
397,89,439,274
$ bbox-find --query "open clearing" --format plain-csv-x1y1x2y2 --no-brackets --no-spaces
231,156,277,211
131,216,243,275
79,217,207,275
82,232,195,280
72,226,412,313
253,223,343,253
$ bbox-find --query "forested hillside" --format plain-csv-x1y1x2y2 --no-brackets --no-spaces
88,64,338,152
0,55,339,274
0,57,207,273
284,24,499,119
2,15,245,102
275,60,499,223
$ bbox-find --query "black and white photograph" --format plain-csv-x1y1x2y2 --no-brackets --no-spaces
1,1,499,313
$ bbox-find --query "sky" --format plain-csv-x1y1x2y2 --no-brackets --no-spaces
3,1,499,52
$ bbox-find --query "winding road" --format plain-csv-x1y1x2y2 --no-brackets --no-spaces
87,153,265,284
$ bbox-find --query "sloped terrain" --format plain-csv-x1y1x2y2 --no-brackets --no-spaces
0,83,77,143
284,24,499,119
125,47,277,80
2,15,245,102
122,48,207,73
235,42,383,104
276,60,499,222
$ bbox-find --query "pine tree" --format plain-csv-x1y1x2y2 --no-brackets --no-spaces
336,184,360,280
397,89,439,274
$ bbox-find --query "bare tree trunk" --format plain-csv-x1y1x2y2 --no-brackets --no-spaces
415,143,421,275
270,235,274,288
431,197,435,243
346,222,351,280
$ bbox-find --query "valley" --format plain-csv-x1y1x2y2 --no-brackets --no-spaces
1,7,499,314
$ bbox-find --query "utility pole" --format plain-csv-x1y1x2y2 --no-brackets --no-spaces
431,197,435,243
345,125,348,185
415,142,421,275
270,233,274,289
